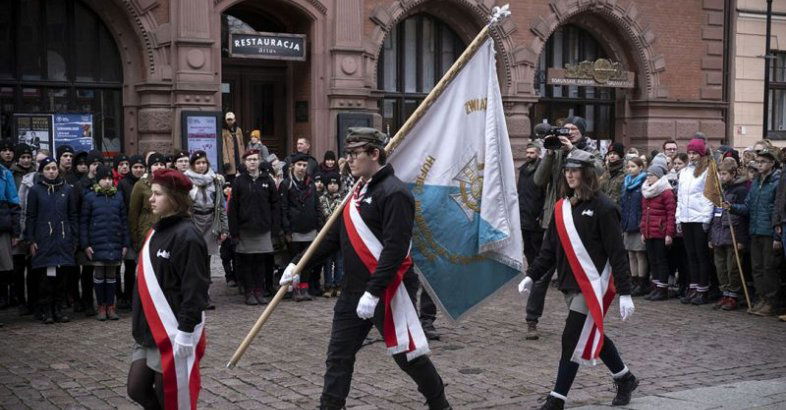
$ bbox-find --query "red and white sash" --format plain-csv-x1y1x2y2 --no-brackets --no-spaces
137,230,207,410
342,184,429,361
554,199,616,365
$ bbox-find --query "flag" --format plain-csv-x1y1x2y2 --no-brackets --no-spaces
388,38,523,321
703,159,723,207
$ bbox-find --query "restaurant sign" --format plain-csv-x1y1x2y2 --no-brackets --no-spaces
547,58,634,88
229,31,307,61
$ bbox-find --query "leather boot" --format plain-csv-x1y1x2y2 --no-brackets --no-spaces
244,291,258,305
539,395,564,410
253,288,268,305
106,305,119,320
611,372,639,405
96,305,107,321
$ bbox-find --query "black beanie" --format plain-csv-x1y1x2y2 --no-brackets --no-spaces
86,150,102,166
147,152,166,168
607,142,625,157
113,153,129,169
14,143,32,158
128,155,145,167
38,157,57,173
95,164,113,181
566,116,587,136
324,151,336,162
56,145,75,160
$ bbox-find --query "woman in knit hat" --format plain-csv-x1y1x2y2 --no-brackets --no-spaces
80,165,129,320
676,137,715,305
128,168,209,410
184,150,228,310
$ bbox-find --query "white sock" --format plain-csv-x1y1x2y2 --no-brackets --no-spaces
549,391,567,402
612,365,630,379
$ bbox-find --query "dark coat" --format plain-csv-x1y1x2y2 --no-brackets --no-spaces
773,168,786,229
283,152,319,177
118,173,139,212
0,165,20,236
132,215,209,347
80,188,130,262
280,176,321,235
640,187,676,240
710,178,749,247
227,171,280,238
295,165,418,297
731,169,782,238
517,159,546,232
24,177,78,269
620,174,645,233
526,194,633,296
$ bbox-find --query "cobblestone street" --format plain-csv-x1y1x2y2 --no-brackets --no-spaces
1,267,785,409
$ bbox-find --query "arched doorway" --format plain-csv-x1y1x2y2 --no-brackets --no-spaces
220,2,312,158
377,13,466,136
532,24,618,142
0,0,123,153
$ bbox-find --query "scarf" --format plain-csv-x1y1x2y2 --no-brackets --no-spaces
623,172,646,192
185,169,217,208
641,176,671,199
92,184,118,196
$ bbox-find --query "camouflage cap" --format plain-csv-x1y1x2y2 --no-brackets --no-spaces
345,127,388,150
756,147,780,162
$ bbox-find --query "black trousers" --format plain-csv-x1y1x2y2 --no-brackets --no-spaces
667,237,690,291
121,259,136,301
321,277,445,409
220,240,236,282
36,267,66,310
419,283,437,325
553,309,626,396
682,223,712,290
524,229,553,324
81,265,94,308
645,239,669,286
236,253,267,292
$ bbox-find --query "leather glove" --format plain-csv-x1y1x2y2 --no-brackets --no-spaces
619,295,635,321
279,263,299,286
356,291,379,320
173,330,195,357
517,276,533,295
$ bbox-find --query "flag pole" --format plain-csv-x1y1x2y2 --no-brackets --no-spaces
709,159,752,312
226,5,511,369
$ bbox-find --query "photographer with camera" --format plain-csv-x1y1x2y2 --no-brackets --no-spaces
525,116,603,339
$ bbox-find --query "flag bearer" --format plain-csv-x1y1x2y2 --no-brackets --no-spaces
280,128,451,410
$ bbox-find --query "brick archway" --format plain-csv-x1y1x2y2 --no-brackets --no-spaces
519,0,665,99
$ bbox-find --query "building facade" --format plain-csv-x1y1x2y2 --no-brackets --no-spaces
731,0,786,149
0,0,732,161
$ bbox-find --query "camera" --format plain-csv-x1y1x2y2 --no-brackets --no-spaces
542,127,571,150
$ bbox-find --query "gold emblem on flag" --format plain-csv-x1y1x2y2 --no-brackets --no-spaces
450,155,484,221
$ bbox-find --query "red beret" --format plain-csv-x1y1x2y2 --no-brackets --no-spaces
151,169,192,193
242,148,260,159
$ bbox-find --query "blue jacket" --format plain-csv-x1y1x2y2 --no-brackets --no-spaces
0,165,20,236
24,177,78,269
80,187,130,263
732,168,782,238
620,173,645,233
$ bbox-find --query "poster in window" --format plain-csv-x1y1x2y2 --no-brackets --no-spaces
13,114,54,155
182,112,222,173
53,114,94,153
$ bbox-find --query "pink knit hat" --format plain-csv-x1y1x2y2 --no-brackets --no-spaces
686,138,707,156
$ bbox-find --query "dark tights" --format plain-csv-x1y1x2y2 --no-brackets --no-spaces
127,359,163,409
553,310,626,397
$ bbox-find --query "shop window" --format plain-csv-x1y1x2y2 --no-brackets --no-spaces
768,52,786,139
377,14,465,136
0,0,124,152
532,25,615,141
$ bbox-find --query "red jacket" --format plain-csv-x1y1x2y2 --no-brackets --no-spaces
640,188,676,239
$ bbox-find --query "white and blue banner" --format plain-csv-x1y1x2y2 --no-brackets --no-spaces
388,38,523,321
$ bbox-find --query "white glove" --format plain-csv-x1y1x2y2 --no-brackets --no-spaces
619,295,635,321
356,291,380,319
279,263,299,286
518,276,533,295
173,330,195,357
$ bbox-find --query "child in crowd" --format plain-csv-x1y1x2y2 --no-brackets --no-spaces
80,165,129,320
709,158,749,311
640,157,676,301
621,157,648,296
313,173,325,195
319,173,343,298
247,130,270,160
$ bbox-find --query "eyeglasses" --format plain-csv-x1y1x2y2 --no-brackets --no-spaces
344,149,367,159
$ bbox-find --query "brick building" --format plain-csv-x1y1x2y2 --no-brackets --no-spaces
0,0,733,161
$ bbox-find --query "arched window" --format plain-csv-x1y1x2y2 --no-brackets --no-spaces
377,14,466,136
533,25,615,140
0,0,124,152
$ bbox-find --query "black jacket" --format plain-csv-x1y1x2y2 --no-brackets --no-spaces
132,215,209,347
228,171,280,238
280,176,321,235
118,173,139,212
295,165,417,297
526,193,632,295
517,158,545,231
25,177,78,269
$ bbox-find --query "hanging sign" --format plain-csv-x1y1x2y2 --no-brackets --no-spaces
13,114,54,155
229,31,307,61
547,58,635,88
181,111,223,173
53,113,94,153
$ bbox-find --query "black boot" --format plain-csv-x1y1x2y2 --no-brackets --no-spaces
612,372,639,406
629,278,641,296
680,289,695,304
690,291,708,305
426,392,451,410
649,287,668,301
42,306,54,324
539,395,565,410
54,306,70,323
244,291,258,306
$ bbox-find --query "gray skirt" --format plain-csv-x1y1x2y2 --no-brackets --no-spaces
236,230,273,254
623,232,645,252
131,342,162,373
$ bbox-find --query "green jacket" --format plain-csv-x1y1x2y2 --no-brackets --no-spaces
599,160,625,206
533,139,603,229
128,175,160,250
